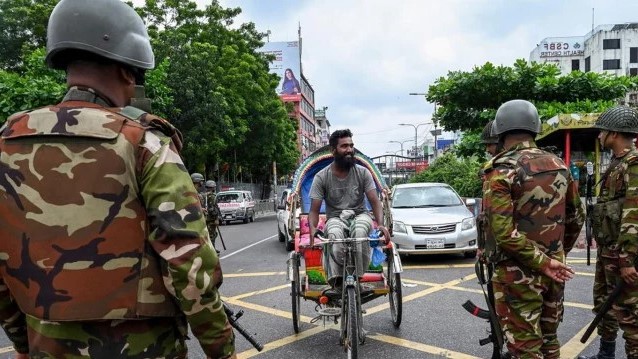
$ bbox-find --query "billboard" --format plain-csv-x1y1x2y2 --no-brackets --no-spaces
258,41,302,101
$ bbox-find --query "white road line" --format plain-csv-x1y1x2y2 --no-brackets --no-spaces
220,234,277,260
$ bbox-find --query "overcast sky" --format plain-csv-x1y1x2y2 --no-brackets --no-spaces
186,0,638,158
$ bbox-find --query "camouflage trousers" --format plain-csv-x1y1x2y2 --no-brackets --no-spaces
591,251,619,341
207,220,219,248
598,254,638,358
24,314,188,358
492,261,565,359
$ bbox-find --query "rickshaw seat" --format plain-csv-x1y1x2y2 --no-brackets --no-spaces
360,272,384,282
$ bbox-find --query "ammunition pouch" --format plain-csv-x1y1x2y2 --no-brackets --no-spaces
593,199,623,246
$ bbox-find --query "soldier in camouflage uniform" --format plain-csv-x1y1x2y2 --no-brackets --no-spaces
579,106,638,359
484,100,584,359
477,120,500,259
205,180,222,253
0,0,235,358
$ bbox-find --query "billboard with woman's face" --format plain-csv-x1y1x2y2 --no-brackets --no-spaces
258,41,302,100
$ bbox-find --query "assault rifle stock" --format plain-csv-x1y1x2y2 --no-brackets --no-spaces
223,302,264,351
585,162,594,266
462,261,506,359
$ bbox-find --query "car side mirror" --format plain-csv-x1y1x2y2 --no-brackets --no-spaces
465,198,476,206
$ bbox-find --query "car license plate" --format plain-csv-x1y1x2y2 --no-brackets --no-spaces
224,214,232,218
426,238,445,249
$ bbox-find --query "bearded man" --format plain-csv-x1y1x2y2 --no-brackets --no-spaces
308,129,386,287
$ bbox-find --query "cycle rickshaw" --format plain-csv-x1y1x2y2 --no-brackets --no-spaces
285,146,403,358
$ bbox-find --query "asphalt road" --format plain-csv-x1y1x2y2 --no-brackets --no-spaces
0,215,623,358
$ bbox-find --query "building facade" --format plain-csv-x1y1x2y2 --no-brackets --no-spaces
530,23,638,77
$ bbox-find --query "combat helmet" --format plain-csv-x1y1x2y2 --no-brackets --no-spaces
594,105,638,134
190,173,204,183
492,100,541,136
45,0,154,71
481,120,498,144
205,180,216,189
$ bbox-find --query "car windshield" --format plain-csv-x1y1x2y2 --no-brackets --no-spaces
217,193,240,203
391,186,462,208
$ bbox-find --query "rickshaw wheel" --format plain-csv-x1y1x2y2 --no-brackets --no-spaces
387,248,403,328
291,252,301,333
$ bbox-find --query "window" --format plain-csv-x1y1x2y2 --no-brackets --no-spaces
631,47,638,63
603,39,621,49
585,56,591,72
571,59,580,71
630,68,638,77
603,59,621,70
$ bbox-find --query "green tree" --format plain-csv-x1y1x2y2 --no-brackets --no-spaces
135,0,299,184
0,0,57,71
411,152,482,198
427,59,638,158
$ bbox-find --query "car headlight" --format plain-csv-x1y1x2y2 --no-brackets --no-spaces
393,221,407,233
461,217,476,230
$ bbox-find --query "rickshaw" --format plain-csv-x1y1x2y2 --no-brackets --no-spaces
285,146,403,358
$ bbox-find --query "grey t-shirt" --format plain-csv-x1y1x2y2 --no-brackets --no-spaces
309,164,376,219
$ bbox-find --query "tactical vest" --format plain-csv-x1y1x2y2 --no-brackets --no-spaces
0,101,180,321
483,147,570,263
592,150,638,246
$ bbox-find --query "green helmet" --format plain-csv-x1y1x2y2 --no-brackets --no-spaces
594,106,638,134
205,180,216,189
190,173,204,183
45,0,154,70
492,100,541,136
481,120,498,144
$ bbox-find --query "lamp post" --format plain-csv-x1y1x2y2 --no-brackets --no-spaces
409,92,439,160
398,123,430,173
388,140,411,157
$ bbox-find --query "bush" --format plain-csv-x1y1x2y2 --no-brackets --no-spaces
410,152,482,198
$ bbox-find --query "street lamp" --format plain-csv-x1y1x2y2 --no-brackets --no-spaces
388,140,412,157
398,123,430,159
409,92,439,160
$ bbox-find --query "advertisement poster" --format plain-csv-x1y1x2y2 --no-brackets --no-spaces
258,41,302,101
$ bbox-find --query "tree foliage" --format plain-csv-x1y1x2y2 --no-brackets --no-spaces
411,153,482,198
427,59,638,158
0,0,299,192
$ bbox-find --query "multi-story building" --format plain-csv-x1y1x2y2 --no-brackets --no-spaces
314,107,330,148
258,40,320,162
530,23,638,77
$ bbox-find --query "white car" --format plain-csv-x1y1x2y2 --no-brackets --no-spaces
276,189,299,251
217,190,256,224
391,182,478,258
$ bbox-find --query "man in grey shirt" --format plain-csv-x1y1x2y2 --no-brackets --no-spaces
309,129,387,287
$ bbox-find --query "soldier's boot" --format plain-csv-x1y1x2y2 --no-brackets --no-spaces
577,339,615,359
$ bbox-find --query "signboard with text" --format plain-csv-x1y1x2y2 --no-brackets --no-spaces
538,37,585,58
257,41,302,98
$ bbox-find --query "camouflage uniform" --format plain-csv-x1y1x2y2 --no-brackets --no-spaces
0,89,235,357
485,140,584,359
206,190,221,246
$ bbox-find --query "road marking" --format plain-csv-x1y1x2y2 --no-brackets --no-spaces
238,325,330,359
574,271,594,277
220,235,277,260
225,271,287,278
0,346,13,354
370,333,481,359
559,320,597,358
223,297,315,323
403,263,475,269
231,284,291,300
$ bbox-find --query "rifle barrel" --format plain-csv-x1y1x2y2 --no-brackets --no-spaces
581,279,624,343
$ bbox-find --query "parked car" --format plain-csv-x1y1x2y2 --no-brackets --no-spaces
217,190,256,224
276,188,298,251
390,183,478,258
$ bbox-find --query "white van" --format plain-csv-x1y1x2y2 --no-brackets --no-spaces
216,190,256,224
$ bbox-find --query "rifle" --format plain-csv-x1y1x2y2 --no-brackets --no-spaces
585,162,594,266
217,225,227,251
462,261,506,359
580,277,624,343
223,302,264,351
